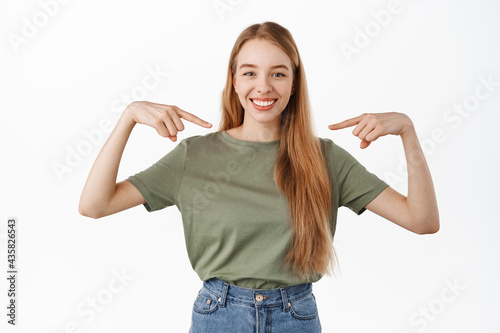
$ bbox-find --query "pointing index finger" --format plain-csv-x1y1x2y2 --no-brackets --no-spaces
328,115,363,130
177,108,212,128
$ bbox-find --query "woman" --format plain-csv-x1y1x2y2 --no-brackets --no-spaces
79,21,439,332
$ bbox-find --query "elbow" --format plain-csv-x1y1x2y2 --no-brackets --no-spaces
414,217,440,235
417,224,439,235
78,202,103,220
429,220,440,234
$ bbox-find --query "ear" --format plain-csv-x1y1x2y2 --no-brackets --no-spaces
291,82,295,95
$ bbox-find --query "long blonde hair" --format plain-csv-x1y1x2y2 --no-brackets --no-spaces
218,22,337,280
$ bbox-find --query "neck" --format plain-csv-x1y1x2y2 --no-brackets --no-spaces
231,120,281,142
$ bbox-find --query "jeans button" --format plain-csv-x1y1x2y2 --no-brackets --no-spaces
256,294,263,302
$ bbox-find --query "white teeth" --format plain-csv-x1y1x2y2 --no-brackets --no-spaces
252,99,276,107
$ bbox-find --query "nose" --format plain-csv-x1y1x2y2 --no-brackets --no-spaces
256,75,272,93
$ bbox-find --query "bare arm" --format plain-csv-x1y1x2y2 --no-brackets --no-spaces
364,124,439,234
78,108,141,219
78,101,212,219
329,112,439,234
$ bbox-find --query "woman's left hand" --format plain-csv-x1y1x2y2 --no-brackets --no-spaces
328,112,414,149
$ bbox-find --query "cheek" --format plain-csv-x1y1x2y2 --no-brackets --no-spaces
236,84,251,98
278,84,294,99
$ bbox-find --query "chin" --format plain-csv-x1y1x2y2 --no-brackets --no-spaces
253,114,280,122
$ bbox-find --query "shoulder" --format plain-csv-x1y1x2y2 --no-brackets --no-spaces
173,131,222,155
316,136,357,168
177,131,220,146
317,136,344,156
317,136,333,148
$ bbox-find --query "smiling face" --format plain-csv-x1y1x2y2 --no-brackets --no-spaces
233,38,295,129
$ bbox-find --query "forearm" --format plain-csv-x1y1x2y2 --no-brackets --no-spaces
401,124,440,233
79,108,136,215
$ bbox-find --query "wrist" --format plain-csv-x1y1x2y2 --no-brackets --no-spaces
121,104,138,128
400,116,416,139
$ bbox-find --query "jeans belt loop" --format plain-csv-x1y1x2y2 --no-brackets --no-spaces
279,287,289,312
220,282,229,307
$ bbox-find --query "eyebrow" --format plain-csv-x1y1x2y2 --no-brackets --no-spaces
238,64,290,71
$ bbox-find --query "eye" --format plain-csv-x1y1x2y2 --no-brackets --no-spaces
273,73,286,77
243,72,255,76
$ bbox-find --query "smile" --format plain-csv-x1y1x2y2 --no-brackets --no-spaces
251,99,277,107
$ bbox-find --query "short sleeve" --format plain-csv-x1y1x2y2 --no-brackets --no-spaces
126,139,187,212
330,140,389,215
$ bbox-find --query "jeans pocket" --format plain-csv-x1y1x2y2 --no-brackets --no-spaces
192,286,221,314
289,293,319,320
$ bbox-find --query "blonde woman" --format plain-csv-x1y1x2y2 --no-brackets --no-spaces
79,21,439,332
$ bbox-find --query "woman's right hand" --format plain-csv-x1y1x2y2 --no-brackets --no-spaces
125,101,212,141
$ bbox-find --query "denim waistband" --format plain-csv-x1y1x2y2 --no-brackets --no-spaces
202,277,313,311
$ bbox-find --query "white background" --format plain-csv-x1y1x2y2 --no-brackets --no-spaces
1,0,499,332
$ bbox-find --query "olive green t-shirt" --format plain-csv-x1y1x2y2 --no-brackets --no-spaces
126,130,389,289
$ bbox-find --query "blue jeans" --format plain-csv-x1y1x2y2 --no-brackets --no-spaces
189,277,322,333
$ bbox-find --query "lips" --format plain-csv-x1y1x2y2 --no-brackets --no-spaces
250,98,278,108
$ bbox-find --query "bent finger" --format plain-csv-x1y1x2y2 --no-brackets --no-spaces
357,122,376,140
170,112,185,132
365,128,383,143
360,139,371,149
162,117,178,138
151,117,171,138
